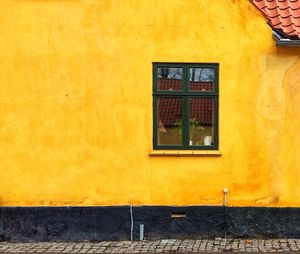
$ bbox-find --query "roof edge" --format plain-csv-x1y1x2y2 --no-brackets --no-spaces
276,39,300,47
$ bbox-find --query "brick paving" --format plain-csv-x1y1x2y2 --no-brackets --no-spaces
1,238,300,253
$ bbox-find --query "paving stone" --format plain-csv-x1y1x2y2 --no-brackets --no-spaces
1,238,300,253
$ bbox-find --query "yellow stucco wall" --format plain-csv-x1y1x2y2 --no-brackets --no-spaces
1,0,300,207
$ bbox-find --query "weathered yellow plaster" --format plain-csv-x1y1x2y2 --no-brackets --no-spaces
0,0,300,207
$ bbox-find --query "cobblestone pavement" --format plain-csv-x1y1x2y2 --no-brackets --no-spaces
1,238,300,253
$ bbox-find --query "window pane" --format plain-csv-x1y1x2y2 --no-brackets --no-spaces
157,67,182,91
157,97,182,145
189,68,214,91
189,98,214,146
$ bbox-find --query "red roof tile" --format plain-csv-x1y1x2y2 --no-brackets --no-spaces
157,79,214,126
158,97,214,127
252,0,300,39
158,79,214,91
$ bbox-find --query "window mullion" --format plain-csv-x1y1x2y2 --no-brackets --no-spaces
182,66,189,148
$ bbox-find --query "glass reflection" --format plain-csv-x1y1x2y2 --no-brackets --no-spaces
157,98,182,145
189,98,214,146
189,68,214,91
157,67,182,91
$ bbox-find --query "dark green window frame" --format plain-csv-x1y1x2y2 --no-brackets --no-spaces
153,63,219,150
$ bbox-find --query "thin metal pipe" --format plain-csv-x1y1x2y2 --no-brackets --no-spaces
130,205,134,241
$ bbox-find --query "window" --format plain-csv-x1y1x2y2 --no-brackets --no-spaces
153,63,218,150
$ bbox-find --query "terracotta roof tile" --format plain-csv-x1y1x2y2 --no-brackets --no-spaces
157,79,214,126
252,0,300,39
158,97,213,126
266,8,300,18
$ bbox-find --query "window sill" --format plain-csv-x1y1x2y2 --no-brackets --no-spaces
149,150,222,157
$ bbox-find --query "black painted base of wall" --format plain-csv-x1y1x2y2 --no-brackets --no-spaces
1,206,300,242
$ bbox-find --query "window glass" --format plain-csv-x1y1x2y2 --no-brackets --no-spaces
189,98,214,146
157,67,182,91
157,97,182,145
189,68,214,91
